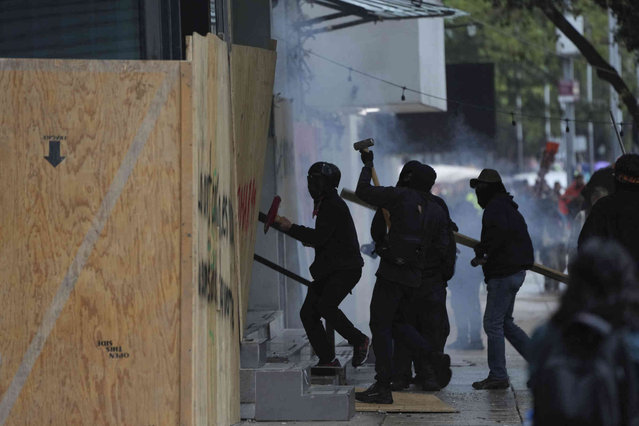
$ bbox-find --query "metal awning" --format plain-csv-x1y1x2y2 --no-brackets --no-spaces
303,0,466,34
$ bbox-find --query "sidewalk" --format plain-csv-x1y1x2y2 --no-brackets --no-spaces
240,273,559,425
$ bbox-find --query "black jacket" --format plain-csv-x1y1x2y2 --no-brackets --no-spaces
578,184,639,268
287,188,363,280
475,192,534,279
357,166,449,288
424,193,458,286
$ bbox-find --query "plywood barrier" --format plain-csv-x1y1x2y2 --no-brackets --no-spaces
230,44,277,333
0,33,275,426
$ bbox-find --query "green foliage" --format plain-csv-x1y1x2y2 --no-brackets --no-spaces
443,0,637,162
591,0,639,53
444,0,563,157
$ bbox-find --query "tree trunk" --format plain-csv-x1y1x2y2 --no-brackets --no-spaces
539,2,639,128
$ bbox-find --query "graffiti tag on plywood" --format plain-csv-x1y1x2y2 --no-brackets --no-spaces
197,170,235,328
97,340,130,359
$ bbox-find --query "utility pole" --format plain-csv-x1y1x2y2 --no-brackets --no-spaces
562,57,576,181
544,84,552,142
516,94,524,172
609,8,623,159
556,2,581,181
587,64,595,173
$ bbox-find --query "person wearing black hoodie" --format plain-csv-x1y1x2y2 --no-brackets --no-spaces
579,153,639,268
469,169,534,390
385,162,456,392
275,162,370,369
354,154,451,404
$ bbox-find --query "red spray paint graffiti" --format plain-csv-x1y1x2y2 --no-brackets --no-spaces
237,179,257,232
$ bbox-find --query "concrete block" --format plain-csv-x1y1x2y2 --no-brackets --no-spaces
254,362,354,421
240,403,255,420
240,337,267,368
240,368,256,403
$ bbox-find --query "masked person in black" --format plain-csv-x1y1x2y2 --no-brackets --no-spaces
276,162,370,368
469,169,534,390
579,153,639,269
387,162,456,391
354,154,452,404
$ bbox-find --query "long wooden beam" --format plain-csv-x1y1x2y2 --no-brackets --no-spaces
340,188,569,284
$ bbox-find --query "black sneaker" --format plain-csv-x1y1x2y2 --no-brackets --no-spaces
315,358,341,368
352,336,370,367
390,378,410,391
355,382,393,404
431,352,452,388
421,364,441,391
472,376,510,390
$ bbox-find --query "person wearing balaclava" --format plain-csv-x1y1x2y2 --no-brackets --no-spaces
579,153,639,268
275,162,370,369
388,162,457,392
469,169,534,390
354,154,452,404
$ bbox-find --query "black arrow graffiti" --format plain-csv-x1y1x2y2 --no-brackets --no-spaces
44,141,65,167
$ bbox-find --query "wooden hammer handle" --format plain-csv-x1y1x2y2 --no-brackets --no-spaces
363,149,391,230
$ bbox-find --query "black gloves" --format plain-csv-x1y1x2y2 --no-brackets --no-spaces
470,253,488,267
361,150,374,168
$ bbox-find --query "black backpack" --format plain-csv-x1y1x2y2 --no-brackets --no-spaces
532,313,639,426
440,219,458,282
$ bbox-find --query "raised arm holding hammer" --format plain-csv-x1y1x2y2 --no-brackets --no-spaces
353,144,452,404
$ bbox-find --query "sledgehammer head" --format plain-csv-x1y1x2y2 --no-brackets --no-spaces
264,195,281,234
353,138,374,152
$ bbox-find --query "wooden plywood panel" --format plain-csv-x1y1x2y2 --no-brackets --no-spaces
190,33,241,426
179,60,195,426
230,44,277,334
0,59,182,424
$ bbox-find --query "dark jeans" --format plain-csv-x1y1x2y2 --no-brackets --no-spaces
300,268,366,363
370,278,436,386
484,270,531,380
540,244,566,292
392,284,449,381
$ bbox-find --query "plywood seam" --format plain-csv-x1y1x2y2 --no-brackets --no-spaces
179,61,195,426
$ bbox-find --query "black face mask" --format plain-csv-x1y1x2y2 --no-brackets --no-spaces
396,171,412,187
307,175,326,200
475,182,499,208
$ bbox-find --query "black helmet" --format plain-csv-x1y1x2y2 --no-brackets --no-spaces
308,162,341,199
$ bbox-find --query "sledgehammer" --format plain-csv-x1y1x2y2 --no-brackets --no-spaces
353,138,391,229
353,138,382,186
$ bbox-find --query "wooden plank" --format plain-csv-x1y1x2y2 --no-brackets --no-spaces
190,33,241,426
209,33,241,426
179,60,195,426
0,59,182,424
340,188,569,284
229,44,277,334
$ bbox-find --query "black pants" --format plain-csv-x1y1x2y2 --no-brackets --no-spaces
370,277,436,386
392,284,450,382
300,268,366,363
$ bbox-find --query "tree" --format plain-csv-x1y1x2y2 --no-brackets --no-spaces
492,0,639,136
444,0,565,159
